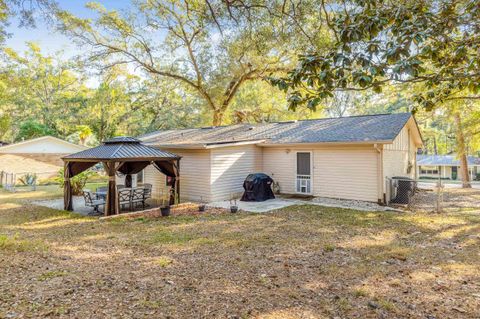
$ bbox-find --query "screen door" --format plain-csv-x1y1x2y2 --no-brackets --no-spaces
296,152,311,194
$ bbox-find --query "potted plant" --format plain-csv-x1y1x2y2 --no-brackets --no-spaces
198,196,206,212
160,205,170,216
230,198,238,213
160,192,171,216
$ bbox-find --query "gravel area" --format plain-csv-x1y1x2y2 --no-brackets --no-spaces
306,196,396,212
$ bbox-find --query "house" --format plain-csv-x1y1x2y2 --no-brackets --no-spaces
139,113,423,204
417,154,480,181
0,136,87,181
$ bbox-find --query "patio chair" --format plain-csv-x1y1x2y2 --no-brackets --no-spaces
131,188,145,209
95,186,108,200
143,183,152,189
118,188,132,211
82,190,105,215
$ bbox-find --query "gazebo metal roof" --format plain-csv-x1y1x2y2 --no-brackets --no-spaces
62,136,181,216
63,136,180,161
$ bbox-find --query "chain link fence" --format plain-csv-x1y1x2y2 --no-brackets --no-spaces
0,170,60,192
386,177,446,213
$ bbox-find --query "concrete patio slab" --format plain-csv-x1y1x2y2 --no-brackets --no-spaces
32,196,100,216
207,198,299,213
208,196,399,213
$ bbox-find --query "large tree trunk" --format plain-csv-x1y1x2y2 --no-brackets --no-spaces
212,110,224,126
454,112,471,188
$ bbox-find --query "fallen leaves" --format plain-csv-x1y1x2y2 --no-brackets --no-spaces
0,188,479,318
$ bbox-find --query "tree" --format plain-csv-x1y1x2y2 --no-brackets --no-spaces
228,80,322,123
125,78,204,134
16,119,55,140
269,0,479,188
76,125,93,146
55,0,328,125
0,43,85,136
271,0,479,109
0,0,56,44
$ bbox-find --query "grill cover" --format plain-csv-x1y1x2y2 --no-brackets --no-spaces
240,173,275,202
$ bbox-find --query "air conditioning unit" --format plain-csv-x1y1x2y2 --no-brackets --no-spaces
296,175,311,194
389,178,399,201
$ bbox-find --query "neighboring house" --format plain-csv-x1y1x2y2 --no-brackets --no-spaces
0,136,87,180
139,113,423,204
417,154,480,181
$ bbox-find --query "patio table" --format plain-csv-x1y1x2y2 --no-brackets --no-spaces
95,190,108,200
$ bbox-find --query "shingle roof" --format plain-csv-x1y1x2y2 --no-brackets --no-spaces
141,113,413,146
417,154,480,166
63,136,180,161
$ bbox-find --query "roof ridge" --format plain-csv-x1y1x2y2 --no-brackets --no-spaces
109,144,124,158
140,112,412,138
269,112,410,124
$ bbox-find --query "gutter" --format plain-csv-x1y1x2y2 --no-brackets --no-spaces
259,140,393,147
148,139,267,149
374,143,385,204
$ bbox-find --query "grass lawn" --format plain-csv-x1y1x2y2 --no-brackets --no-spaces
0,188,479,318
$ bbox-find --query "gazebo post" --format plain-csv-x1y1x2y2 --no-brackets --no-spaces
63,161,73,211
176,158,180,204
104,161,119,216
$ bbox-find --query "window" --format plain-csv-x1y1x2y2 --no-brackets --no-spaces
136,170,144,184
420,166,439,175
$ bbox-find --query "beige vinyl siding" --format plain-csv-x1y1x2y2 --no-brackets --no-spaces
313,148,379,202
263,146,379,202
262,148,296,194
143,149,211,203
383,120,417,180
142,165,168,204
210,145,262,201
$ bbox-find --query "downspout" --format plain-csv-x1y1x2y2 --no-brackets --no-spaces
374,143,384,204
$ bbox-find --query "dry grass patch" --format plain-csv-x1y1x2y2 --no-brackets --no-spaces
0,188,479,318
0,234,47,252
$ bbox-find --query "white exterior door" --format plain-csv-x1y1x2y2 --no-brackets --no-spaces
296,152,312,194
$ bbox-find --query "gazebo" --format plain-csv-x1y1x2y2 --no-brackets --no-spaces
62,137,181,216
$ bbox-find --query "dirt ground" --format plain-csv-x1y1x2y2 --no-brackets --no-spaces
0,186,479,318
411,187,480,213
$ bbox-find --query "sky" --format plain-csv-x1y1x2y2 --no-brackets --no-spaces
5,0,132,55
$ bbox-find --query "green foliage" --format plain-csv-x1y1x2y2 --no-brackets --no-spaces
0,112,10,139
54,0,332,125
0,233,47,252
273,0,480,111
18,173,37,186
37,270,67,281
57,169,96,195
16,120,55,141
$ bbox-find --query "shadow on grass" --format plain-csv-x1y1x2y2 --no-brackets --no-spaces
1,191,479,318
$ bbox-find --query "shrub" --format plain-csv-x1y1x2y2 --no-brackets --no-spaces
18,173,37,186
56,169,96,195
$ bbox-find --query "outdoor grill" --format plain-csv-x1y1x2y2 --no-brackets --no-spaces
240,173,275,202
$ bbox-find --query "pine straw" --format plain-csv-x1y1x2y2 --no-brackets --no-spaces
0,187,479,318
